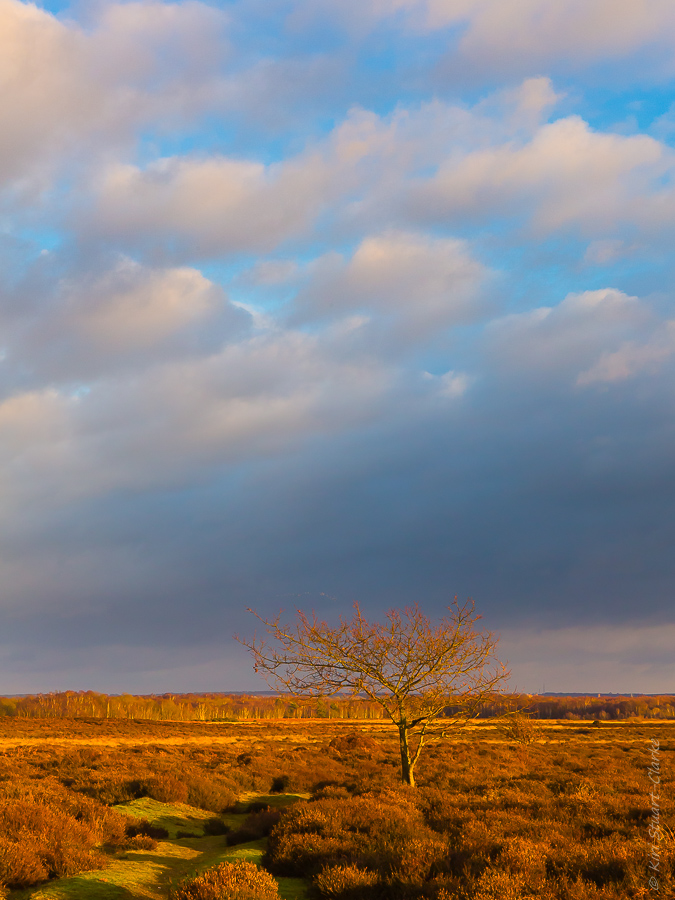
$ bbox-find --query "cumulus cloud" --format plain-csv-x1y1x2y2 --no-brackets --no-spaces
77,78,568,256
0,325,407,513
83,153,333,256
341,0,675,80
291,230,488,347
71,84,675,260
578,321,675,385
486,288,654,381
0,0,229,192
2,1,675,692
410,116,671,235
3,258,250,383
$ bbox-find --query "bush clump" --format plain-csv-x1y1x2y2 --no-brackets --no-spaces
203,817,230,836
126,834,158,851
227,807,282,845
144,773,189,804
0,794,126,889
125,818,169,840
265,790,446,889
313,863,378,898
171,861,279,900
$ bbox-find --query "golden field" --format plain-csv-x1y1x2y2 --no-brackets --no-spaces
0,716,672,899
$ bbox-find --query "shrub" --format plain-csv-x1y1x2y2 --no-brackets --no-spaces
0,838,48,889
125,819,169,840
171,861,279,900
328,734,382,757
271,775,290,793
0,796,117,888
227,808,282,845
127,834,158,850
313,863,378,898
266,792,445,885
186,775,236,813
203,817,230,836
145,774,189,804
472,869,527,900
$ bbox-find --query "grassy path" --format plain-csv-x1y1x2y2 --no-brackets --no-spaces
14,796,307,900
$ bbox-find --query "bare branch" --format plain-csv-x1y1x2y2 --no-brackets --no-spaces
235,598,509,786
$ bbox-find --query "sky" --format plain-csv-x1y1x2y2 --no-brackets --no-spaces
2,0,675,695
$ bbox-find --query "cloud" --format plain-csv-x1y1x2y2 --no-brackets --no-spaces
3,258,250,383
486,289,654,381
578,321,675,385
2,2,675,693
290,230,488,347
502,622,675,693
410,116,670,235
82,153,333,256
0,324,408,512
78,79,568,257
0,0,229,192
75,87,675,262
342,0,675,81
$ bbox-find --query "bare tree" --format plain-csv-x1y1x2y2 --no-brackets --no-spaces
237,599,508,786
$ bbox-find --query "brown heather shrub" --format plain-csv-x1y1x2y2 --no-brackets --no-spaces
266,791,446,887
186,773,236,813
126,834,158,850
145,773,189,804
313,863,378,898
227,807,282,845
472,869,527,900
203,816,230,836
0,796,119,888
125,818,170,840
171,861,279,900
0,837,48,889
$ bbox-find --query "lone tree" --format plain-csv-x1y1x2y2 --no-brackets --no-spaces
237,598,508,786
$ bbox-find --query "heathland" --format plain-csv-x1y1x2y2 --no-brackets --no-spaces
0,706,672,899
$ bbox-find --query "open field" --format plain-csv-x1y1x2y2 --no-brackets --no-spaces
0,717,672,899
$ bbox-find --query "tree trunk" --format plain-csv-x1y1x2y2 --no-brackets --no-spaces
398,724,415,786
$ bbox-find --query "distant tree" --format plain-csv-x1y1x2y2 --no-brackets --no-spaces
237,599,508,786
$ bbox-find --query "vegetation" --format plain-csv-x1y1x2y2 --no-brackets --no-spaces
239,600,507,785
171,861,280,900
0,715,671,898
1,691,674,722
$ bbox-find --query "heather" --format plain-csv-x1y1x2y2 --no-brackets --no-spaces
0,716,671,898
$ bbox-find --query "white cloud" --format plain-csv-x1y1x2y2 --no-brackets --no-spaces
77,88,675,258
352,0,675,77
411,116,670,235
487,288,652,380
578,321,675,385
69,260,221,349
78,81,564,256
0,324,408,513
5,258,249,382
0,0,229,191
291,230,487,344
84,153,333,255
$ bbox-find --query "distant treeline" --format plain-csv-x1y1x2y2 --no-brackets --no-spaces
0,691,674,721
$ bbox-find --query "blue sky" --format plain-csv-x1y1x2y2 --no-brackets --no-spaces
2,0,675,693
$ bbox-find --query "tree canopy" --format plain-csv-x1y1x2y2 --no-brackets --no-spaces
238,598,508,785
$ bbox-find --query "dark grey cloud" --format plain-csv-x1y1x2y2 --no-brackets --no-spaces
2,0,675,695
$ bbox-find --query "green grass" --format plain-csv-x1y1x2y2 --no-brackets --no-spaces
113,798,216,839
